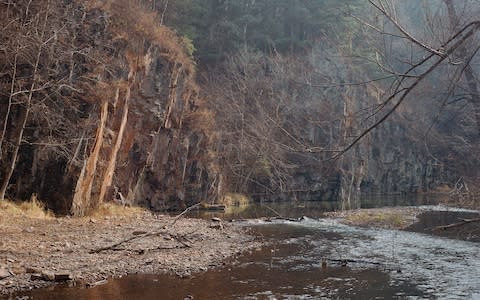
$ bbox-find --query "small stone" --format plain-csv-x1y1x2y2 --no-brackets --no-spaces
41,271,55,281
11,265,25,275
89,218,96,224
23,227,34,233
6,258,14,263
211,217,221,222
0,268,11,279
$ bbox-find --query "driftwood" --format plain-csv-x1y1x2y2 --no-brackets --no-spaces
325,258,382,266
263,216,303,222
261,204,302,222
170,203,201,226
435,217,480,231
89,230,167,253
90,204,200,254
86,279,108,287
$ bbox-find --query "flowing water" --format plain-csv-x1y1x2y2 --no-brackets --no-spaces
15,196,480,299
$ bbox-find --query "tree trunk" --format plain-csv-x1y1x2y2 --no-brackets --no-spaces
0,49,42,201
98,87,130,204
0,53,18,155
71,101,109,216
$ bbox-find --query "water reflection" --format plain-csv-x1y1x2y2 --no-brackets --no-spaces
191,193,441,220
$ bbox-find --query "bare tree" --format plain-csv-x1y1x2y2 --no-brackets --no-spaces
0,0,55,200
337,0,480,158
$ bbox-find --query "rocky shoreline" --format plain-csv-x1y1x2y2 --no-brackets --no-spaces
0,211,259,296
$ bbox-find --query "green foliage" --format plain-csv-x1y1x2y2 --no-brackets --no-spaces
181,35,196,58
162,0,368,65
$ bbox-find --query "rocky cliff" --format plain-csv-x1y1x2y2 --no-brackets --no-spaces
0,0,217,214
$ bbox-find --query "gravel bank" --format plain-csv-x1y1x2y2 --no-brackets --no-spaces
0,211,258,296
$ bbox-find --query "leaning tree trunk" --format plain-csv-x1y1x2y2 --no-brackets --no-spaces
98,86,130,204
70,101,108,216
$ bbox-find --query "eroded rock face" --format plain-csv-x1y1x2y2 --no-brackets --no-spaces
111,46,217,211
0,0,217,213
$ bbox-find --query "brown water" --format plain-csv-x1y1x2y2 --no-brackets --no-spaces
190,193,440,221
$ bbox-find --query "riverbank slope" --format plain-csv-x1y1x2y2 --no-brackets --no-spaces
327,205,480,242
0,205,258,296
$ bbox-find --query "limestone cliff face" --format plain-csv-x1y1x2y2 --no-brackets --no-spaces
0,0,217,214
72,1,219,214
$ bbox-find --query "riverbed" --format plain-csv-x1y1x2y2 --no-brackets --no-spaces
11,197,480,300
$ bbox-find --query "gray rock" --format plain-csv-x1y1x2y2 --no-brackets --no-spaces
41,271,55,281
0,268,11,280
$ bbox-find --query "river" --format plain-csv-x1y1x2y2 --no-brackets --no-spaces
16,195,480,299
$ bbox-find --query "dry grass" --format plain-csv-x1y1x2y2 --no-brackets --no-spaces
85,0,195,73
344,211,408,229
89,202,147,219
220,193,250,207
0,196,53,219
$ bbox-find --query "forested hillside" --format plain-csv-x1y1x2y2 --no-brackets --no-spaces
1,0,479,213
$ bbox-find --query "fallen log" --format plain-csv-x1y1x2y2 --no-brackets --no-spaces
325,258,382,266
435,217,480,231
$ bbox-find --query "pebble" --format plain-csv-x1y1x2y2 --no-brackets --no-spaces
0,268,11,280
0,214,259,296
23,227,34,233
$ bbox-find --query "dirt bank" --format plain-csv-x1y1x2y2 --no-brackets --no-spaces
326,206,480,242
0,210,258,296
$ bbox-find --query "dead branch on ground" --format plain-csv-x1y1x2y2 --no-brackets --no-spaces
435,217,480,231
90,203,200,253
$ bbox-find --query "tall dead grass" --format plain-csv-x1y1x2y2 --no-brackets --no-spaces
0,195,53,219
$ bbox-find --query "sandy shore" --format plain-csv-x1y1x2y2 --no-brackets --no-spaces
0,211,259,296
